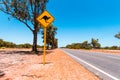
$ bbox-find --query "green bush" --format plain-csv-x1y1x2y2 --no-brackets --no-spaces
109,46,119,50
0,47,6,49
84,44,92,50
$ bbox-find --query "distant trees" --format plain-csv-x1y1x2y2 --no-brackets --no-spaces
0,38,42,48
115,32,120,39
66,43,81,49
41,24,58,49
0,39,4,47
0,39,16,48
66,38,101,49
16,43,32,48
101,32,120,50
66,42,92,49
91,38,101,49
66,37,120,50
81,41,92,49
103,46,120,50
0,0,48,52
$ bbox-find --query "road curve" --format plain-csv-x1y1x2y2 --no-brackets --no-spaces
61,49,120,80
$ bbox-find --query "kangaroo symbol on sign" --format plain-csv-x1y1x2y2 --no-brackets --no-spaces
41,15,50,23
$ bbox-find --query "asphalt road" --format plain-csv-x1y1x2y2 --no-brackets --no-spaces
61,49,120,80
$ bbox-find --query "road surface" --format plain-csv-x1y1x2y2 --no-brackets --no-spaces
61,49,120,80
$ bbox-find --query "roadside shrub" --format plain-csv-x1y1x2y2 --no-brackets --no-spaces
103,46,109,49
84,44,92,50
17,43,32,48
110,46,118,50
0,47,6,49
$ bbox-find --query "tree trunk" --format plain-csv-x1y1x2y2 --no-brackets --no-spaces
47,44,49,50
52,43,55,49
32,30,37,52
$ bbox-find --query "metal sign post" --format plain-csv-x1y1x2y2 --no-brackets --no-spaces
36,10,54,65
43,28,46,65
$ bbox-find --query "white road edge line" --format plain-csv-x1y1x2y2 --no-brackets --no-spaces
61,49,120,80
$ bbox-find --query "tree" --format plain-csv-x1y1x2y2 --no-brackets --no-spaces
0,38,16,48
0,0,48,52
81,41,92,49
115,32,120,39
0,39,4,47
91,38,101,49
110,46,118,50
66,44,72,49
17,43,32,48
72,43,81,49
66,42,92,49
42,24,57,49
48,25,57,49
53,38,58,48
81,41,88,49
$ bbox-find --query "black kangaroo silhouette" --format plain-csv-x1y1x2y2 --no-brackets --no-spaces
41,15,51,23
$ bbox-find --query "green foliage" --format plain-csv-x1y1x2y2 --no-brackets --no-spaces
91,38,101,49
73,43,82,49
110,46,118,50
17,43,32,48
103,46,120,50
0,0,48,52
66,45,73,49
81,41,88,49
37,45,43,48
66,42,92,50
0,47,6,49
115,32,120,39
84,44,92,50
0,39,16,48
66,38,102,49
0,38,43,48
70,43,82,49
103,46,109,49
42,24,58,49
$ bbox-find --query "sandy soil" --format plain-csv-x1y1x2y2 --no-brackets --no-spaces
0,48,99,80
79,49,120,54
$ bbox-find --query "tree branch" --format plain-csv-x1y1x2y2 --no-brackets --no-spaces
0,8,34,32
18,18,34,32
29,0,34,14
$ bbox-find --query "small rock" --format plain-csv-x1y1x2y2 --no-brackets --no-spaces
0,70,5,77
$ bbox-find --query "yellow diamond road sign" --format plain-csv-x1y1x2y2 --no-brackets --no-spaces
37,11,54,28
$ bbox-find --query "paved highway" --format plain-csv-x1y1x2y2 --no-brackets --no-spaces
61,49,120,80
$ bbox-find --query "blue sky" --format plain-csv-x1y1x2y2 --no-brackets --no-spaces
0,0,120,47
